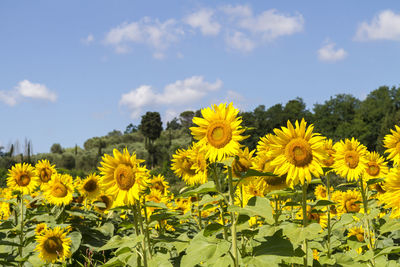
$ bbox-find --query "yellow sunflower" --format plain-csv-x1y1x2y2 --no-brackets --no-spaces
35,226,71,263
338,190,362,214
235,177,267,207
35,159,56,186
363,151,388,180
0,187,12,220
296,205,327,228
35,223,48,236
252,152,275,174
314,184,332,200
145,188,170,216
348,225,365,242
150,174,170,196
383,125,400,166
190,103,246,162
78,173,102,200
7,163,40,195
98,148,150,207
256,133,274,154
230,147,255,178
321,139,335,167
93,194,114,214
380,168,400,218
268,119,326,187
42,173,74,206
332,138,368,181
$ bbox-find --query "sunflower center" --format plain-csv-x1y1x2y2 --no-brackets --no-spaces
99,195,111,211
356,233,364,242
154,182,165,193
17,174,31,186
375,183,386,194
52,183,68,198
323,149,335,167
345,198,360,213
40,168,52,183
345,151,359,169
366,162,380,177
84,179,98,192
286,138,313,167
114,164,135,191
44,236,63,254
207,122,232,149
182,159,196,176
265,176,286,186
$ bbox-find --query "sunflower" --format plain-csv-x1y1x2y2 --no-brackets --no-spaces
236,177,267,207
174,197,192,214
363,151,388,181
35,226,71,263
7,163,39,195
314,184,332,200
78,173,101,200
332,138,368,181
0,187,12,220
383,125,400,166
263,175,288,193
98,148,150,207
296,205,327,228
256,133,274,154
321,139,335,167
252,152,275,174
93,194,114,214
35,223,48,236
268,119,326,187
380,168,400,218
348,225,365,242
42,173,74,206
231,147,255,178
145,188,170,216
338,190,362,214
35,159,56,186
150,174,170,196
190,103,246,162
330,190,343,216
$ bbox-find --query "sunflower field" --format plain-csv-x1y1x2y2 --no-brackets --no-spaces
2,102,400,266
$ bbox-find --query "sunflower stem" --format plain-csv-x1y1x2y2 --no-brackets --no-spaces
326,173,332,259
18,194,24,266
274,195,280,226
228,166,238,267
359,178,375,266
142,198,152,258
132,205,143,267
196,193,202,230
302,182,308,267
212,163,228,240
136,201,149,267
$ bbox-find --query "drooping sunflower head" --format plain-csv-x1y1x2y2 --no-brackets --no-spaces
145,188,170,216
78,173,101,200
150,174,170,195
35,226,71,263
98,148,150,207
174,197,192,214
347,225,365,242
321,139,335,167
7,163,40,195
190,103,246,162
383,125,400,166
35,159,56,185
93,194,114,214
230,147,255,178
333,138,368,181
268,119,326,187
363,151,388,180
42,173,74,206
338,190,362,214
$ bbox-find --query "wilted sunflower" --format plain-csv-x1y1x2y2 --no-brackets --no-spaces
99,148,150,207
7,163,40,195
333,138,368,181
42,173,74,206
150,174,170,196
35,159,56,186
380,168,400,218
190,103,246,162
363,151,388,181
35,226,71,263
78,173,101,200
268,119,326,187
383,125,400,166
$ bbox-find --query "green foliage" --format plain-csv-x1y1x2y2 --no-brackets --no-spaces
50,143,63,154
140,111,163,142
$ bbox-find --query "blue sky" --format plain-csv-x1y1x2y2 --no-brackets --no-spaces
1,1,400,153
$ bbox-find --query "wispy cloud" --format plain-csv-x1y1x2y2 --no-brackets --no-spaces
0,80,57,106
184,9,221,36
317,42,347,62
355,10,400,41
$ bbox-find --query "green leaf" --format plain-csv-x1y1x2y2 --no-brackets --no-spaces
148,253,173,267
309,179,323,184
69,231,82,255
241,169,277,179
374,246,400,258
97,235,144,251
228,196,274,224
199,194,222,206
366,178,384,186
144,201,168,209
309,199,337,207
380,220,400,234
282,223,322,246
179,181,217,197
243,255,281,267
219,157,234,167
203,223,224,237
253,230,296,257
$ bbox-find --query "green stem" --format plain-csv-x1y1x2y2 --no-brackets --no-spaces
136,202,148,267
359,179,375,266
212,163,228,240
196,193,202,230
302,182,308,267
326,173,332,259
228,166,238,267
274,195,279,226
132,205,143,267
19,195,24,266
142,198,152,258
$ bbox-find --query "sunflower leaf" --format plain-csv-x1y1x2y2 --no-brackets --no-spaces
179,181,217,197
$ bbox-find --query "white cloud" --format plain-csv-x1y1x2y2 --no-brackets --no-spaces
184,9,221,36
317,42,347,62
81,34,94,45
221,4,252,18
119,76,222,118
226,31,255,52
104,17,184,55
355,10,400,41
0,80,57,106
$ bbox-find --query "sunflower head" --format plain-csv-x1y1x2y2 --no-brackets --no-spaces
339,190,362,214
35,223,48,236
35,226,71,263
268,119,326,187
150,174,170,195
383,125,400,166
321,139,335,167
35,159,56,185
78,173,101,200
363,151,388,180
42,173,74,206
347,225,365,242
314,184,332,200
93,194,114,213
231,147,255,178
333,138,368,181
7,163,39,195
256,133,274,154
98,148,150,207
190,103,246,162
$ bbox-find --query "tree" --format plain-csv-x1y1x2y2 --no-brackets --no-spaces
166,118,181,130
50,143,63,154
124,123,138,134
139,112,163,143
107,130,122,137
179,111,195,129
